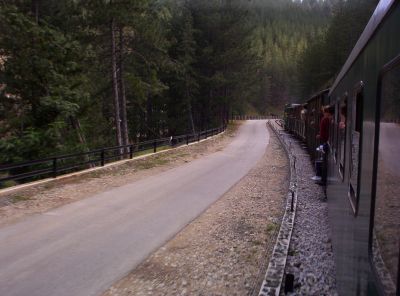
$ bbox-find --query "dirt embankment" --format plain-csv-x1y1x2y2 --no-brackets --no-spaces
103,126,289,296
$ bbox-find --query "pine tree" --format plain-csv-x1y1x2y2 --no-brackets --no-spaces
0,4,90,162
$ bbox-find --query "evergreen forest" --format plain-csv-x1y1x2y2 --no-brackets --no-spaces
0,0,378,165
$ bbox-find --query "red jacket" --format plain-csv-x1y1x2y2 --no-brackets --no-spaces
320,117,330,143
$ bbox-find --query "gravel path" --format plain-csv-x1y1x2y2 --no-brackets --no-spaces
276,126,338,295
102,126,289,296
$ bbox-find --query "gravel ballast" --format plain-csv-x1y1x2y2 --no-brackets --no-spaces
273,123,338,296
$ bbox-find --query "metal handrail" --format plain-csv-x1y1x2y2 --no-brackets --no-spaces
0,125,226,186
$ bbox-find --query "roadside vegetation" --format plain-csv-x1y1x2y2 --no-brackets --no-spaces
297,0,378,97
0,0,378,166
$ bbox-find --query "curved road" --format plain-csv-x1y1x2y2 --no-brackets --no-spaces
0,121,270,296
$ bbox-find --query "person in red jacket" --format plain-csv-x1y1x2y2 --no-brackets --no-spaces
312,106,334,183
317,106,334,143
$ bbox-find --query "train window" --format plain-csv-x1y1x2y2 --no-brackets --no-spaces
371,57,400,295
328,104,335,148
333,101,340,164
338,95,348,180
348,83,364,214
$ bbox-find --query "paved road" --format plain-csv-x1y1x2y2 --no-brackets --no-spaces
0,121,270,296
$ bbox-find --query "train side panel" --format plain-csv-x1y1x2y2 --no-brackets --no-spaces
327,3,400,295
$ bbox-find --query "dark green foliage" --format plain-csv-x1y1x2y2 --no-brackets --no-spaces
223,0,333,112
0,4,90,163
1,0,373,168
189,0,263,126
297,0,379,98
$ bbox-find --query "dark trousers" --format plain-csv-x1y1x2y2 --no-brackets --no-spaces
314,143,329,179
321,143,329,185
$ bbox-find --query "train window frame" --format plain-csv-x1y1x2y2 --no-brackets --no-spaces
333,100,340,164
338,93,348,181
328,103,335,151
369,54,400,296
348,82,364,216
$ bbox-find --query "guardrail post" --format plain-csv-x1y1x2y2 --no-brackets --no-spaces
198,132,200,142
153,140,157,153
291,190,295,212
205,129,208,139
129,145,133,159
52,158,57,178
101,149,105,166
186,134,189,145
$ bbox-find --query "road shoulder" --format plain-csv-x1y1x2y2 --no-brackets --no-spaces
103,124,289,296
0,123,240,228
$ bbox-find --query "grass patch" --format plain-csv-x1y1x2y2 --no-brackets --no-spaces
245,248,259,262
0,180,18,189
225,121,242,137
87,171,105,178
252,240,264,246
135,145,170,157
42,183,54,189
10,195,31,203
266,223,279,233
135,157,170,170
175,152,190,158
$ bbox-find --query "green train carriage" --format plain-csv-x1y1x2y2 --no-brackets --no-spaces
284,1,400,294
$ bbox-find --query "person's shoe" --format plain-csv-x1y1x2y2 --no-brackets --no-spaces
311,176,322,181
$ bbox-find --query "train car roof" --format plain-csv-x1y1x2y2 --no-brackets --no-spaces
310,88,330,100
306,88,330,105
285,103,302,109
329,0,397,96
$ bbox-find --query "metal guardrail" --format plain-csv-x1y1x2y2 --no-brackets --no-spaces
275,119,284,128
0,125,226,186
231,115,279,120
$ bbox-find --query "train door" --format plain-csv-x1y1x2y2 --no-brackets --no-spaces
338,95,348,181
307,98,318,160
370,55,400,296
333,100,340,164
348,82,364,215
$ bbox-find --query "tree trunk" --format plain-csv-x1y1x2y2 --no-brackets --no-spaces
111,18,123,150
146,96,154,139
224,87,230,125
118,25,129,150
188,103,196,135
185,75,196,134
31,0,39,23
70,117,88,148
70,117,94,168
